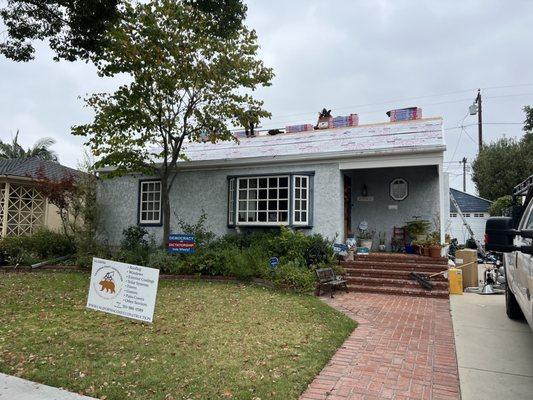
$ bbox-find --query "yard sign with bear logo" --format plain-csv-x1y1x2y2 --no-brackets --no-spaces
86,257,160,323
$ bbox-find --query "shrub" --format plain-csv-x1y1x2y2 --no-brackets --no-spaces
121,226,149,250
489,195,513,216
271,259,316,293
176,210,215,248
0,228,75,266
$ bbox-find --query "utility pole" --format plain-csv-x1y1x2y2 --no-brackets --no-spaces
462,157,467,192
476,89,482,153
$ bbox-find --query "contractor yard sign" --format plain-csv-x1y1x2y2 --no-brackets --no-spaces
86,258,159,323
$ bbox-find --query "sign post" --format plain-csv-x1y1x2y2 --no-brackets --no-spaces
86,258,159,323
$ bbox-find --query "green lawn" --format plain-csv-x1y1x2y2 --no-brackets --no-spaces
0,272,355,400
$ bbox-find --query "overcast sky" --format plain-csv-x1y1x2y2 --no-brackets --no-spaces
1,0,532,194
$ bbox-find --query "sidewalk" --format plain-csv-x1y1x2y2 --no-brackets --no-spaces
300,293,460,400
450,293,533,400
0,373,95,400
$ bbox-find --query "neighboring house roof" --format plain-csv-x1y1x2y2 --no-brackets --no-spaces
450,188,492,213
180,117,444,165
0,157,80,181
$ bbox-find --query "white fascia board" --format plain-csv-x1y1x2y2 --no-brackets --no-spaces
96,145,445,174
338,148,444,170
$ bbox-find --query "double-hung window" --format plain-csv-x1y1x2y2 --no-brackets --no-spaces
228,173,313,227
139,180,162,225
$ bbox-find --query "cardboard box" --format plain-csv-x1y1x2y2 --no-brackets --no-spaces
455,249,478,289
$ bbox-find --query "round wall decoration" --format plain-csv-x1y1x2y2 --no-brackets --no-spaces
390,178,408,201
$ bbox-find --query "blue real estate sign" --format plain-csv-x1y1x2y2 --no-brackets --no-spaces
168,234,196,254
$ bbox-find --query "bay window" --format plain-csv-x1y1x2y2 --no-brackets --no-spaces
228,173,313,227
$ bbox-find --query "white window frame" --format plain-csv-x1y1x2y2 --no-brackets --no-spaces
236,175,290,226
292,175,309,226
450,212,457,218
139,180,162,225
228,178,235,225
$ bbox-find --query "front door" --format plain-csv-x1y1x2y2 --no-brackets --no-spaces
343,175,352,240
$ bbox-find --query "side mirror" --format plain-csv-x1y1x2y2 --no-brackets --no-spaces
485,217,517,252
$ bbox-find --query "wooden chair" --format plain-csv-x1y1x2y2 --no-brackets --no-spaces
315,268,348,298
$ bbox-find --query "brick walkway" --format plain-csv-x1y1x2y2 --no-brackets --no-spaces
300,293,460,400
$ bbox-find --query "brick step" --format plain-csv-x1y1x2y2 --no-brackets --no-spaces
347,284,449,298
344,268,447,281
342,261,447,272
352,254,447,265
346,275,449,289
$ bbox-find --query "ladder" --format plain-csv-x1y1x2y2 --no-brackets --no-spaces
450,191,486,257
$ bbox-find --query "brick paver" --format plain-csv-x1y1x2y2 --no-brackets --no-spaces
300,293,460,400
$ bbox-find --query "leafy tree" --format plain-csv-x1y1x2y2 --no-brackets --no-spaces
472,106,533,200
0,0,247,62
0,0,121,62
73,0,273,245
0,130,58,161
489,195,513,216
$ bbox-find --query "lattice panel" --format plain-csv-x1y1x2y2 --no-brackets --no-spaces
0,183,5,235
6,184,45,236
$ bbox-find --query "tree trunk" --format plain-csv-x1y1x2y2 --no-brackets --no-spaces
161,175,171,248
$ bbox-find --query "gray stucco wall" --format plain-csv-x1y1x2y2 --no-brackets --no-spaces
345,165,440,250
97,162,344,247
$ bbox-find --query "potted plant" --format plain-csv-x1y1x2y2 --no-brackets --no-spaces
405,219,430,242
378,232,386,252
427,231,442,258
358,229,374,251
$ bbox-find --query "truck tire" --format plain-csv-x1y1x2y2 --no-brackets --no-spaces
506,283,525,320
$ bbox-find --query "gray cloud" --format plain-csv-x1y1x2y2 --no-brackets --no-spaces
1,0,532,193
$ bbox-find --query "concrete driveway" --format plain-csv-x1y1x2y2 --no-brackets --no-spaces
450,293,533,400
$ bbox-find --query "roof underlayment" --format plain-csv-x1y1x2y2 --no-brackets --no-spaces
181,117,444,163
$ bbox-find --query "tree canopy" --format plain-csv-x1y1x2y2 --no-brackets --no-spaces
1,0,247,62
73,0,273,243
471,106,533,200
0,130,58,161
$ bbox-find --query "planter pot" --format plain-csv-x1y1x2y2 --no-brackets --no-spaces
429,245,441,258
405,245,415,254
378,244,386,252
360,239,373,251
422,246,430,257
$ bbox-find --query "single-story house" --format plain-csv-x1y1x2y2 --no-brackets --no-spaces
97,115,448,251
447,188,492,244
0,157,79,237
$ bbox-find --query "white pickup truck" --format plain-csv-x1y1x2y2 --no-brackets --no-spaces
485,175,533,330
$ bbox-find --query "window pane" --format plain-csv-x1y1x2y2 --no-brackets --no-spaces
153,212,160,220
268,177,277,187
154,192,160,201
249,190,257,200
295,177,301,187
295,188,301,198
239,201,247,211
301,177,308,188
249,179,257,188
268,212,277,222
301,189,307,199
279,200,288,211
142,193,148,201
268,200,277,210
247,212,257,222
259,178,267,188
141,212,147,220
295,211,300,221
269,188,277,198
259,189,267,199
279,211,288,222
258,212,267,222
238,212,246,222
147,212,153,221
279,188,288,199
239,190,247,200
301,212,307,222
279,177,288,187
258,200,267,211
